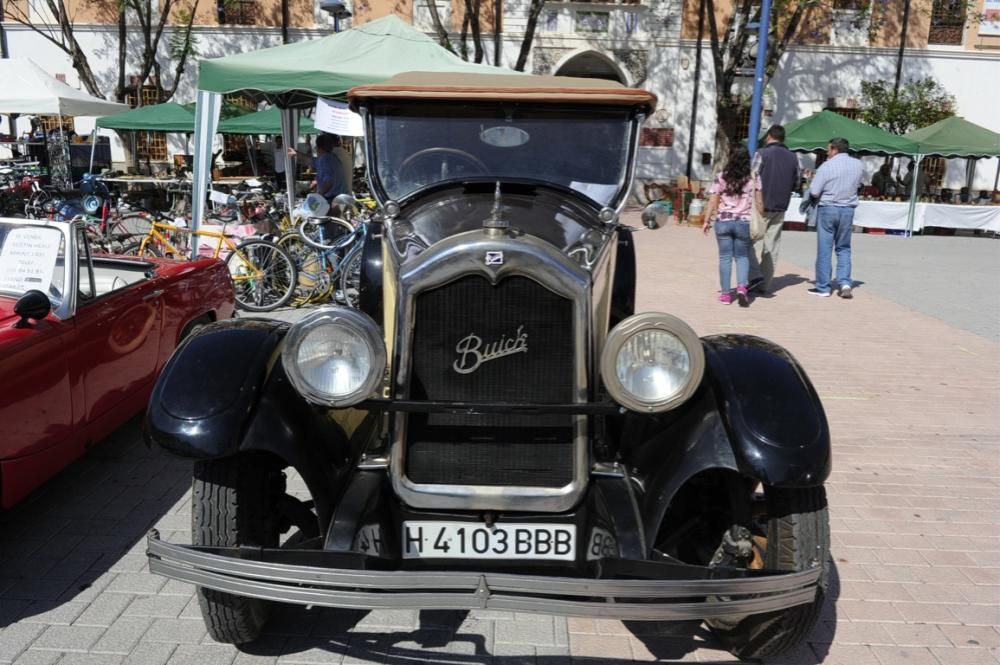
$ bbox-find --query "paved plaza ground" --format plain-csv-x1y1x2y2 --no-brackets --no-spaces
0,213,998,664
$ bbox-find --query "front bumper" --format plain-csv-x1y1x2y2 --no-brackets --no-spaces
146,531,821,620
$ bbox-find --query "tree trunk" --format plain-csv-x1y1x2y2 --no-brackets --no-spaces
465,0,484,63
115,8,127,102
425,0,454,53
515,0,545,72
493,0,501,66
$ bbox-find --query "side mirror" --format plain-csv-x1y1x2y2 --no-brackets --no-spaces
13,290,51,328
641,202,668,230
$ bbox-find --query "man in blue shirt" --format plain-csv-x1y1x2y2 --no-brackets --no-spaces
806,137,864,299
312,134,347,203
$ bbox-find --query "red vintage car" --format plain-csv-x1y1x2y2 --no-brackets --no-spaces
0,217,235,508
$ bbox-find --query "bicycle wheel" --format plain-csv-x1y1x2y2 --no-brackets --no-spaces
114,213,154,241
226,239,297,312
120,241,163,258
276,232,330,304
338,247,362,309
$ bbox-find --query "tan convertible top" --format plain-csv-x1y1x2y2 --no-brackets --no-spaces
349,72,657,113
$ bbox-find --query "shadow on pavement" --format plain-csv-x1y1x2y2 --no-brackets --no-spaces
768,273,810,294
0,415,191,628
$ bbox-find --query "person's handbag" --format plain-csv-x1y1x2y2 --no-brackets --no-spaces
750,204,767,242
748,157,766,242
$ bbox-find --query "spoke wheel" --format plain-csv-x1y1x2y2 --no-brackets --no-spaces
276,232,331,305
120,241,163,258
226,239,297,312
338,248,362,308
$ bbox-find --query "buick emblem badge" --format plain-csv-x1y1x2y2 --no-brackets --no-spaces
485,251,503,266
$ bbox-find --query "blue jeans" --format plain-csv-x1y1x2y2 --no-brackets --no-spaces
715,219,750,292
815,206,855,293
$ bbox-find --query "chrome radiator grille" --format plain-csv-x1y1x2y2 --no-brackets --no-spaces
406,275,575,487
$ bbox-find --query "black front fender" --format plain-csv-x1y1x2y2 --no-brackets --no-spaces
145,318,289,458
703,334,831,487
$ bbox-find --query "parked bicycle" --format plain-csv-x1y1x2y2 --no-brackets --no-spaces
124,213,297,313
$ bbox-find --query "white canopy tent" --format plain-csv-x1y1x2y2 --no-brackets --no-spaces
0,58,128,116
0,58,128,187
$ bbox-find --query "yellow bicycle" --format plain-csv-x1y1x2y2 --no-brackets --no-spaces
123,218,297,312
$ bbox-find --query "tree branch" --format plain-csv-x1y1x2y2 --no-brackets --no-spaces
514,0,545,72
424,0,454,53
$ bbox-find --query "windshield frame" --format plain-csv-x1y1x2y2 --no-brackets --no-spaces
0,217,76,320
360,102,643,211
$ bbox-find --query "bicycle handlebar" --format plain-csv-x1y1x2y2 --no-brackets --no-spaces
297,216,359,251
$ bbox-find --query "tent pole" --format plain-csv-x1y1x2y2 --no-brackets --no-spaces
88,127,97,174
994,158,999,192
280,109,298,220
905,154,923,238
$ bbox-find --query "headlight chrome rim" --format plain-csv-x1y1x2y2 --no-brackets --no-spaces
600,312,704,413
282,306,386,407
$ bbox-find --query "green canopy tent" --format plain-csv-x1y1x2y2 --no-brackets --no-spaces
903,117,1000,206
775,110,920,156
903,116,1000,158
217,107,317,135
92,102,316,174
190,14,516,245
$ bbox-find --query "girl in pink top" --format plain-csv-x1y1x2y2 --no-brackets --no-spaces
702,147,762,307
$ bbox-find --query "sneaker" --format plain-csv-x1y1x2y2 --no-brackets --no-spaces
838,284,853,299
736,285,750,308
807,288,831,297
718,292,732,305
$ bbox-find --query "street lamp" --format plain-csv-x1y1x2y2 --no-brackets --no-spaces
319,0,351,32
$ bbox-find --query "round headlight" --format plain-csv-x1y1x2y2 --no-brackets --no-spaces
282,307,386,407
600,313,704,413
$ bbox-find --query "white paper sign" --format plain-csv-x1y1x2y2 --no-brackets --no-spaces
0,226,62,295
983,0,1000,36
314,98,365,137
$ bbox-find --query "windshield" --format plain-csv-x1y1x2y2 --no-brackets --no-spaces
0,221,66,304
370,104,633,206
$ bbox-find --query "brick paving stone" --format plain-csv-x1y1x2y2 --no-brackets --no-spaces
90,617,154,655
940,624,1000,648
120,643,176,665
810,643,880,665
495,617,556,647
55,655,126,665
18,602,87,626
276,638,347,664
10,652,62,665
568,634,632,660
104,574,167,596
121,595,189,620
883,623,953,647
949,603,1000,626
73,594,135,628
29,625,106,652
140,618,207,645
165,644,238,665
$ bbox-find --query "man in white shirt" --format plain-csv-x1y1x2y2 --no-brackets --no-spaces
806,137,864,299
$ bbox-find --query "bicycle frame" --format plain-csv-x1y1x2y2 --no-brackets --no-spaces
135,220,264,283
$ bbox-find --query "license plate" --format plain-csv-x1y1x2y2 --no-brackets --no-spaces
402,521,576,560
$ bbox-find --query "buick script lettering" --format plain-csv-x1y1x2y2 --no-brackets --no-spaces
453,325,528,374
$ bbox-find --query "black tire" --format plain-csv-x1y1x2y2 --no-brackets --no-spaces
120,241,163,258
708,485,830,660
226,239,297,312
192,456,277,645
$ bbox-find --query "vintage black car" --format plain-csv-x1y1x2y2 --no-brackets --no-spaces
145,72,831,659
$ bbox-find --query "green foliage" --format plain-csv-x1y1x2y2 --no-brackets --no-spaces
169,6,199,61
860,77,956,135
